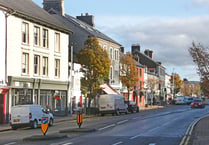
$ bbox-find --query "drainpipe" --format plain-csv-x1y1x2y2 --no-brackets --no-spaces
3,8,15,85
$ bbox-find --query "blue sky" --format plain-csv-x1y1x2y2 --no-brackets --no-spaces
33,0,209,81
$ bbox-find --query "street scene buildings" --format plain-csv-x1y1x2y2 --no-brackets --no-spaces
0,0,173,124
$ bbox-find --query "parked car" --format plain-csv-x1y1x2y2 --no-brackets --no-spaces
175,96,186,105
191,99,205,108
124,100,139,113
98,94,128,116
10,104,54,130
186,97,194,105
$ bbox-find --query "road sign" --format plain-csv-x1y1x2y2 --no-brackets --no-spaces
41,117,49,135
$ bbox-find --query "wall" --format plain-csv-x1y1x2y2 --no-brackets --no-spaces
6,15,69,82
0,11,6,85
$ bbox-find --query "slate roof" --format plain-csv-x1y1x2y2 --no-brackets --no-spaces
0,0,73,34
64,14,121,46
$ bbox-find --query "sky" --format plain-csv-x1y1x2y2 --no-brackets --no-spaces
33,0,209,81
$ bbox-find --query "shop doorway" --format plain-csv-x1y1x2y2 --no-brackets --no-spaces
0,94,4,124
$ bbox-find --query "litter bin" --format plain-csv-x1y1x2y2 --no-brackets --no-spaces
145,104,148,108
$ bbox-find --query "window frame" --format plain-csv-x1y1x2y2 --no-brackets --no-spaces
34,55,40,75
54,32,60,52
42,56,48,76
43,28,48,48
55,59,60,78
22,22,29,44
34,26,40,46
22,52,29,74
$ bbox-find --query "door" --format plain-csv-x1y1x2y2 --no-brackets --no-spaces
0,94,5,124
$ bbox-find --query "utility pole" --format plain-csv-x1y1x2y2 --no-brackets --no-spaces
68,45,73,115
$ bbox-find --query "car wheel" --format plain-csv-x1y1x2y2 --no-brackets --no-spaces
11,125,17,130
116,110,120,116
136,107,139,112
31,120,38,129
49,118,53,126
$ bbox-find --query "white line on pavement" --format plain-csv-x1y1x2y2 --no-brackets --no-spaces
117,119,128,125
4,142,16,145
130,134,142,139
98,124,115,131
112,141,123,145
62,143,73,145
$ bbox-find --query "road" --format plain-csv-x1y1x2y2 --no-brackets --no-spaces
1,104,209,145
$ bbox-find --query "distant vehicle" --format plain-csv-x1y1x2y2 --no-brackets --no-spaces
124,100,139,113
98,94,128,116
10,104,54,130
191,99,205,108
175,96,186,105
186,97,194,105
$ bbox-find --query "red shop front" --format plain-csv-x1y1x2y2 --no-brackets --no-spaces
0,88,10,124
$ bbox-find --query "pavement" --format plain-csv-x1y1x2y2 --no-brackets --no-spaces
3,104,209,144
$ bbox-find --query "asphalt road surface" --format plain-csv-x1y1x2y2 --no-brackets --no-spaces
1,104,209,145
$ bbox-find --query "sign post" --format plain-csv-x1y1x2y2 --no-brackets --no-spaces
41,117,49,135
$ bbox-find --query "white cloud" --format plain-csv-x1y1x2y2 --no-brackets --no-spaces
192,0,209,7
95,15,209,81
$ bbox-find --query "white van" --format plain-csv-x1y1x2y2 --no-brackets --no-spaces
175,96,186,105
10,104,54,130
98,94,128,116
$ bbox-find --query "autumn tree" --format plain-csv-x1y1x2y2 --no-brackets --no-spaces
170,73,183,95
120,52,138,102
77,36,111,114
189,42,209,96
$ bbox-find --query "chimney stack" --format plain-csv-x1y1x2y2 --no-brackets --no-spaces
131,44,140,54
144,49,153,59
43,0,65,16
76,13,95,27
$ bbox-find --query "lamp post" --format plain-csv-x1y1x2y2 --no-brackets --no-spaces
68,45,73,115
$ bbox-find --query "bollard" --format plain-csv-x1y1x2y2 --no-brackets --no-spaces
77,113,83,128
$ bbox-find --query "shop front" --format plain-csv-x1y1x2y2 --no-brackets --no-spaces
0,88,10,124
8,76,68,117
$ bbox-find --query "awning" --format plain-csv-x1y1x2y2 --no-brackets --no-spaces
100,83,119,94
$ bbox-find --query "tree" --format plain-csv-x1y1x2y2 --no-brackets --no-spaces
189,42,209,96
120,52,138,102
170,73,183,95
77,36,111,114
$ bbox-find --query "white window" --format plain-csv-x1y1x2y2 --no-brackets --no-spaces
34,55,40,75
55,33,60,52
42,57,48,76
55,59,60,77
34,26,40,46
110,66,113,80
22,22,29,44
43,29,48,48
110,47,113,59
22,53,29,74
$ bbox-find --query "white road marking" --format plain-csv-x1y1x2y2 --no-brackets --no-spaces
117,119,128,125
4,142,16,145
149,143,156,145
112,141,123,145
130,134,142,139
98,124,115,131
62,143,73,145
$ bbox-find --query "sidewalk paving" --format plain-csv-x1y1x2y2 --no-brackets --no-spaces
0,105,165,132
187,115,209,145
